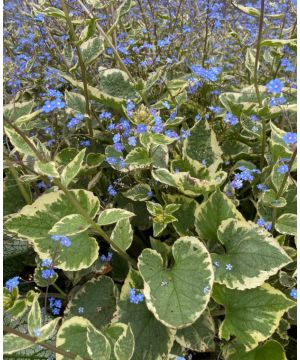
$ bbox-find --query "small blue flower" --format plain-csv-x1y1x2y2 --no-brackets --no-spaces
33,328,41,337
5,276,20,292
41,269,56,279
290,288,297,300
256,218,265,227
41,259,52,267
78,306,84,314
277,164,289,174
147,191,153,198
60,236,71,247
225,263,233,271
113,133,121,143
162,101,170,109
231,179,243,189
108,185,117,197
129,288,144,304
264,223,272,231
79,140,91,147
128,136,137,146
283,132,297,145
266,79,283,94
203,286,210,294
213,261,220,267
224,112,238,126
257,184,268,192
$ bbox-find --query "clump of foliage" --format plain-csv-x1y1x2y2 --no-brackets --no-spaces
3,0,297,359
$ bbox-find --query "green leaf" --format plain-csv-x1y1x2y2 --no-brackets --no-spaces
118,268,176,360
111,219,133,252
55,148,79,166
80,36,104,64
34,161,59,177
61,148,86,188
183,120,223,174
4,100,35,121
4,125,37,158
223,340,287,360
262,189,287,208
65,277,117,330
104,323,135,360
14,109,43,128
245,48,257,77
233,3,260,16
151,168,178,187
138,236,214,328
3,334,33,355
5,189,99,271
175,310,215,352
123,183,152,201
195,190,244,241
38,318,61,342
49,214,90,236
213,283,295,351
58,71,126,111
87,324,111,360
98,208,135,226
8,299,28,320
99,68,137,98
212,219,291,289
28,293,42,337
86,153,105,168
275,213,297,235
162,194,197,236
260,38,297,49
56,316,110,360
125,147,153,168
65,91,86,115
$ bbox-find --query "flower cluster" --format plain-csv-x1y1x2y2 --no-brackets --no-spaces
129,288,144,304
256,218,272,231
5,276,20,292
100,252,113,262
48,297,62,315
51,235,71,247
230,166,260,190
41,259,56,280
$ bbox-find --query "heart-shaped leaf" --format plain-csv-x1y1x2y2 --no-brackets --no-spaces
212,219,291,289
138,237,214,328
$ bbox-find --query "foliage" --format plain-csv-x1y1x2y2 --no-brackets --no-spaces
3,0,297,359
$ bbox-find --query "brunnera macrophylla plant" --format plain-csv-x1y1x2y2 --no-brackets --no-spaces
3,0,297,359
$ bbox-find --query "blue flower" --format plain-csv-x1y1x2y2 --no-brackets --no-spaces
129,288,144,304
257,184,268,192
100,252,113,262
41,269,56,279
290,288,297,300
225,263,233,271
79,140,91,147
137,124,147,134
60,236,71,247
113,133,121,143
5,276,20,292
113,142,124,152
203,286,210,294
41,259,52,267
78,306,84,314
266,79,283,94
224,112,238,126
281,58,295,72
231,179,243,189
147,191,153,198
269,96,286,107
256,218,265,227
108,185,117,197
162,101,170,109
49,297,62,315
33,328,41,337
128,136,137,146
99,111,112,120
277,164,289,174
283,132,297,145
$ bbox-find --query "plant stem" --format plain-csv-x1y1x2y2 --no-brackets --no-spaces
252,0,265,169
61,0,94,141
271,148,297,232
3,326,86,359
